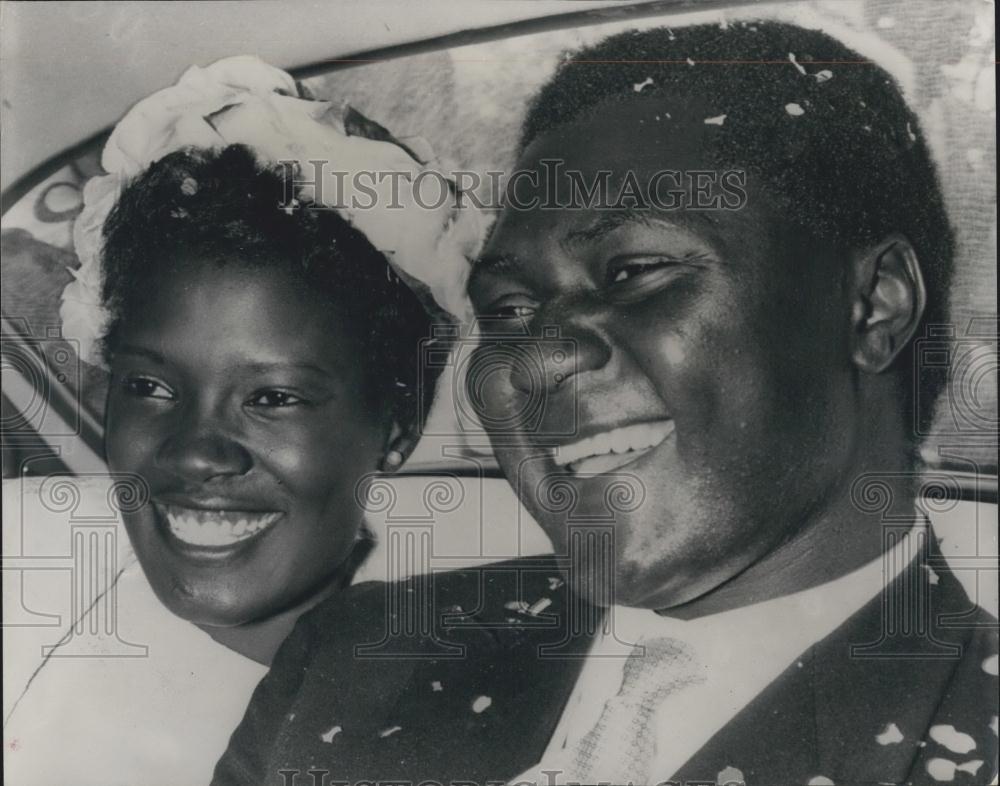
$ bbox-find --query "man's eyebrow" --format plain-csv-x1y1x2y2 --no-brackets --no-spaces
471,252,525,277
561,209,652,251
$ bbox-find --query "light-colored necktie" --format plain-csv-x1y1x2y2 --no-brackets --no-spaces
561,636,704,784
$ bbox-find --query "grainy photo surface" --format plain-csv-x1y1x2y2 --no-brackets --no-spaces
1,2,997,785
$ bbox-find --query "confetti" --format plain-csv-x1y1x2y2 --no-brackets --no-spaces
876,722,904,745
788,53,807,75
717,765,744,785
527,597,553,616
686,58,696,66
982,654,998,676
990,715,998,736
633,77,654,93
929,724,977,754
704,114,727,126
320,725,342,743
926,758,955,781
806,778,833,786
504,600,530,612
431,680,443,692
815,70,834,83
785,103,806,116
547,577,564,590
379,725,402,738
472,695,493,714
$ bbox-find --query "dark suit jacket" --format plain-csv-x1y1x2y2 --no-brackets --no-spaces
214,549,998,786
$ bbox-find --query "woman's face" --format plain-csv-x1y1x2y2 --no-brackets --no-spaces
105,259,387,627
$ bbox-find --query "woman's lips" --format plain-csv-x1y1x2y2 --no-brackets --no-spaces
553,419,676,475
153,502,282,548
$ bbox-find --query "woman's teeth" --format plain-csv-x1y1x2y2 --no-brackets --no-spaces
156,504,281,547
554,420,675,475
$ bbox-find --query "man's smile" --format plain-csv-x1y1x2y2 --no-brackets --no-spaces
552,419,675,475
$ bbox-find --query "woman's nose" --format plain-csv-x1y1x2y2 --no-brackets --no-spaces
156,408,253,483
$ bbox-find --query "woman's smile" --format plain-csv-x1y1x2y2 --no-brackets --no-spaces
153,501,284,551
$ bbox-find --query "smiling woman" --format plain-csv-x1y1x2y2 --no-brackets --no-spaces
99,144,430,656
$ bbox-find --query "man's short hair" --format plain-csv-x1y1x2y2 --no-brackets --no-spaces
520,20,954,440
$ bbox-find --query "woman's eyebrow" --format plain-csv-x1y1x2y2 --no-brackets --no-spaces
112,345,166,364
239,361,334,378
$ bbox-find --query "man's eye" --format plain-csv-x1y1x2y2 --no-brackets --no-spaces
607,257,676,284
246,390,305,408
122,377,174,400
481,298,537,320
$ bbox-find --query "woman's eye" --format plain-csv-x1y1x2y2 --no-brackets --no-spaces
121,376,174,400
607,257,676,284
246,390,305,408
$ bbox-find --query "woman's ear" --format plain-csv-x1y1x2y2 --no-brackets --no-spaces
378,418,421,473
849,233,927,374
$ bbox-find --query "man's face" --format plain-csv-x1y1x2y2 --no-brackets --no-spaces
467,96,860,610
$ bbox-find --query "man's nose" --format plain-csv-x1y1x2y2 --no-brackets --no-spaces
509,294,613,396
156,404,253,483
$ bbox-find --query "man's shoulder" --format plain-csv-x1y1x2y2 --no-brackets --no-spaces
298,554,573,650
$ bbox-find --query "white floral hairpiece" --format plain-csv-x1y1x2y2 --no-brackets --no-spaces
61,55,484,366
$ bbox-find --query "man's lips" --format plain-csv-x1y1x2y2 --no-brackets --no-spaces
152,501,283,548
552,419,675,475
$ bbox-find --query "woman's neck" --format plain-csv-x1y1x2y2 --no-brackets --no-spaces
199,534,375,665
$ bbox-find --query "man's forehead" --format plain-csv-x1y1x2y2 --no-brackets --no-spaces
518,91,715,168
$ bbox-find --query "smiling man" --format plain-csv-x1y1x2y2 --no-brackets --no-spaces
215,21,998,786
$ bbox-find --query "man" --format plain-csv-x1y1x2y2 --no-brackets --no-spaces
214,21,998,786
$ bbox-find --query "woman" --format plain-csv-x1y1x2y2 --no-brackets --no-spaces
4,56,481,785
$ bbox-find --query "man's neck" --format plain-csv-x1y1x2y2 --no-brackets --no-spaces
660,450,920,621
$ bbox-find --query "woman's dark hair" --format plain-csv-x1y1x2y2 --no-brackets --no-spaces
100,143,442,428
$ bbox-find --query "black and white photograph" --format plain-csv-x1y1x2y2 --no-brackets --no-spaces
1,1,997,784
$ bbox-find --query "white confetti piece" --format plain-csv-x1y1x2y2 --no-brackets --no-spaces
472,695,493,714
906,122,918,142
504,600,530,612
989,715,998,736
982,654,998,675
704,114,727,126
527,597,553,616
924,565,940,585
633,77,654,93
929,724,977,754
957,760,984,776
717,765,744,785
785,103,805,116
320,725,342,743
926,758,956,781
876,722,904,745
379,725,402,738
547,577,564,590
789,53,807,75
686,57,696,66
431,680,443,692
807,777,834,785
815,70,833,83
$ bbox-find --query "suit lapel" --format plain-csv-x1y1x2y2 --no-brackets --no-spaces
376,560,600,782
670,541,989,785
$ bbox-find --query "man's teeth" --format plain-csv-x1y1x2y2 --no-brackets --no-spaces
157,504,281,547
553,420,675,469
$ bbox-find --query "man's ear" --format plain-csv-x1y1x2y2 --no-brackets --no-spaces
378,418,421,473
849,234,927,374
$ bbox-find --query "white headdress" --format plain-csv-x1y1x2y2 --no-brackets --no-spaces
61,55,483,365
